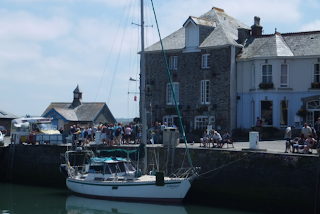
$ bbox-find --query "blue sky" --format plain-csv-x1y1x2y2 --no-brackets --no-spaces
1,0,320,119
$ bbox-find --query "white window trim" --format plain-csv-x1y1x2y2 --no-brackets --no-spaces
163,115,179,127
166,82,179,105
201,54,210,69
313,63,320,83
280,100,288,127
261,64,273,84
200,80,210,104
260,100,273,126
280,64,289,88
251,65,255,89
169,56,178,70
194,116,215,130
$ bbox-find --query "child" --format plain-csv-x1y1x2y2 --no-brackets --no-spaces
137,131,141,144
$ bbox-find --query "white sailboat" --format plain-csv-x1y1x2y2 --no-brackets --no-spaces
61,0,198,202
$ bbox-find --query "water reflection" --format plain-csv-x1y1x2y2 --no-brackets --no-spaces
0,182,260,214
66,195,187,214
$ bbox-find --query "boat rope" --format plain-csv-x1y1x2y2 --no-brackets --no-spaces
150,0,193,168
197,153,256,179
94,0,131,102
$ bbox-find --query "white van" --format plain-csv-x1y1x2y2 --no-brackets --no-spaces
11,117,62,144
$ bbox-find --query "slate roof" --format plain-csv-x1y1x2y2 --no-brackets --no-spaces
42,102,115,122
0,108,19,119
238,31,320,59
144,7,249,52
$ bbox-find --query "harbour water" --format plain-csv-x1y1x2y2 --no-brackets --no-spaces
0,182,262,214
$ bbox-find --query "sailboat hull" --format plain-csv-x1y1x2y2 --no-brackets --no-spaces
66,176,194,203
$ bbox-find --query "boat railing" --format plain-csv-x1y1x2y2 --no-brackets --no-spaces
169,167,197,178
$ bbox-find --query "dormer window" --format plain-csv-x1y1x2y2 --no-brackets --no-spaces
74,93,79,99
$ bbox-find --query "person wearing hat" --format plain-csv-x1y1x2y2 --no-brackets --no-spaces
284,125,295,153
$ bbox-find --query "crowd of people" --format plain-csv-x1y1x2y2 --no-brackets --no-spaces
284,119,320,154
199,129,231,148
67,122,142,147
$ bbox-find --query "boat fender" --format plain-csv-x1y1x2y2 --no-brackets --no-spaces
155,171,164,186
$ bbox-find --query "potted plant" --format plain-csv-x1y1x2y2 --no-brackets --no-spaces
296,109,307,117
311,83,320,88
259,82,274,89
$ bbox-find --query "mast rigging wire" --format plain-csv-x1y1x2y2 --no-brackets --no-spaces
94,0,131,102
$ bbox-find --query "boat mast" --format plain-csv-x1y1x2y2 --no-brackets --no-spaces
140,0,147,174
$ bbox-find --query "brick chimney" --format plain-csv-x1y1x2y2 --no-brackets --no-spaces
251,16,263,36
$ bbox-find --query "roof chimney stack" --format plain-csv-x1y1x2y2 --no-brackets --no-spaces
251,16,263,36
237,28,250,44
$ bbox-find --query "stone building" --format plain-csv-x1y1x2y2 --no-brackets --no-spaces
143,7,249,136
41,85,116,130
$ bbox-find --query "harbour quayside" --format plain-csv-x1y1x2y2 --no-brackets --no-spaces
60,0,199,202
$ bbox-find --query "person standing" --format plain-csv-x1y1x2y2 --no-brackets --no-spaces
313,117,320,142
87,126,92,142
92,124,97,141
301,123,312,138
59,127,64,134
125,125,132,145
284,125,295,153
256,117,263,141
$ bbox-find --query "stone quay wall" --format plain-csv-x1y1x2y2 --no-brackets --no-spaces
0,145,318,213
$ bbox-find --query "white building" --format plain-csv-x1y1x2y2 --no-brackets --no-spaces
236,17,320,130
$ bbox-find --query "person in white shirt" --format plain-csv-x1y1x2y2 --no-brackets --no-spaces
212,131,222,148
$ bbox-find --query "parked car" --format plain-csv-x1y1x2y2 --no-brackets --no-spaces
0,131,4,143
0,126,7,136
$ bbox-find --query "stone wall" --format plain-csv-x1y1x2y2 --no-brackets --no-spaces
145,47,232,132
0,145,318,213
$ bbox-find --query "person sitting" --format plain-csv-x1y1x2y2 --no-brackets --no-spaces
221,130,231,147
302,134,315,154
200,130,209,147
292,133,306,153
212,131,222,148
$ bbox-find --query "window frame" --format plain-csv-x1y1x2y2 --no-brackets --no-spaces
200,80,210,104
166,82,179,105
163,115,179,127
280,64,289,88
201,54,210,69
261,64,273,84
313,63,320,83
194,116,215,130
280,100,288,127
169,56,178,70
260,100,273,126
251,65,256,89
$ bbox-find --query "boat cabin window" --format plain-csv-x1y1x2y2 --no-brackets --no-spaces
125,162,135,171
89,164,103,173
108,163,121,173
118,162,126,172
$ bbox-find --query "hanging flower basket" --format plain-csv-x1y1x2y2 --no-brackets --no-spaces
259,83,274,89
296,109,307,117
311,83,320,88
197,106,208,113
